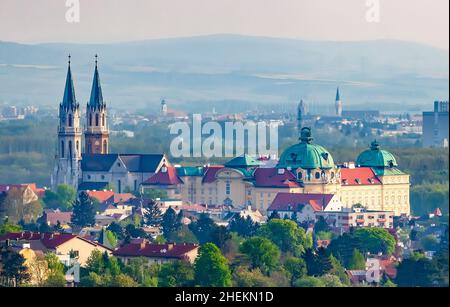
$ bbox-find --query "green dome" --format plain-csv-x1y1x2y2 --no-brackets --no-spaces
356,140,398,168
277,128,335,169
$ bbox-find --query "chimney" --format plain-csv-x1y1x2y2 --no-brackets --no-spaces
139,239,147,250
167,243,174,251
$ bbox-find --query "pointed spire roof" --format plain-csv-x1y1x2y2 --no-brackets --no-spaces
62,55,77,108
336,87,341,101
88,54,104,107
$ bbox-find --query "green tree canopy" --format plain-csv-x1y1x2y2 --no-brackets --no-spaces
71,192,96,228
158,261,195,287
240,236,281,275
257,219,311,256
194,243,232,287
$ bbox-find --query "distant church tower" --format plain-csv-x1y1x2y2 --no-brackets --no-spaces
161,99,168,116
52,55,82,190
297,99,306,135
335,87,343,117
85,55,109,154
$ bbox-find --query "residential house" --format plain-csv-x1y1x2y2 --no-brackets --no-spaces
0,232,112,266
113,239,199,265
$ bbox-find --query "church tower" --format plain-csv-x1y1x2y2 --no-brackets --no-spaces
297,99,306,135
335,87,343,117
85,55,109,154
52,55,82,190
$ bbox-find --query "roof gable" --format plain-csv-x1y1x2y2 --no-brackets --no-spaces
268,193,334,212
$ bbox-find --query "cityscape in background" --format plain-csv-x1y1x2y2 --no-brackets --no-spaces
0,0,448,292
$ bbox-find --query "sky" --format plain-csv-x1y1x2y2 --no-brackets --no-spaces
0,0,448,50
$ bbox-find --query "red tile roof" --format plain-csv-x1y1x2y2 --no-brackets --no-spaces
0,232,112,251
253,168,300,188
202,166,224,183
340,168,381,186
87,190,115,203
268,193,334,212
113,241,198,259
143,166,183,185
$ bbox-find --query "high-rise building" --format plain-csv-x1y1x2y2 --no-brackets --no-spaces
85,55,109,154
52,55,82,190
423,101,449,148
335,87,343,117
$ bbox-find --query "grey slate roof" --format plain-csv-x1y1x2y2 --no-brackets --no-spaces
78,181,109,191
81,154,165,173
88,63,104,107
62,64,77,108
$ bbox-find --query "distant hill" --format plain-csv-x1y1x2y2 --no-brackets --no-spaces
0,34,448,113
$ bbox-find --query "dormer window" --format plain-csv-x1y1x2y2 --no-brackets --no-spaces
355,178,361,184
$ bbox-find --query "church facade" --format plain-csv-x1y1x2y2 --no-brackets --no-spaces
52,57,165,192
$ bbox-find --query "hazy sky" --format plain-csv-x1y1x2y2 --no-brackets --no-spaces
0,0,448,49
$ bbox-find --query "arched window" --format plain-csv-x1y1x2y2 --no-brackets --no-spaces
76,141,80,155
68,114,73,127
61,140,65,158
102,114,105,127
95,113,99,126
315,172,321,179
89,113,93,126
68,141,73,158
103,140,107,154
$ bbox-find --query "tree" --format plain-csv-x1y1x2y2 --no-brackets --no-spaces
0,222,22,235
348,249,366,270
314,216,330,233
71,192,96,228
194,243,232,287
395,252,439,287
0,187,43,224
284,257,307,286
111,273,139,287
0,249,30,286
166,226,199,244
189,213,218,244
257,219,310,256
107,222,124,240
294,276,325,287
123,257,158,287
420,235,440,251
142,199,163,227
232,266,276,287
43,184,77,211
352,228,396,256
211,226,231,249
162,207,182,240
229,215,258,237
240,237,280,275
158,261,195,287
43,253,66,287
329,228,396,267
106,230,118,248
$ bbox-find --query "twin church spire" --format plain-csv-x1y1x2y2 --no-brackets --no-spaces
54,55,110,189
